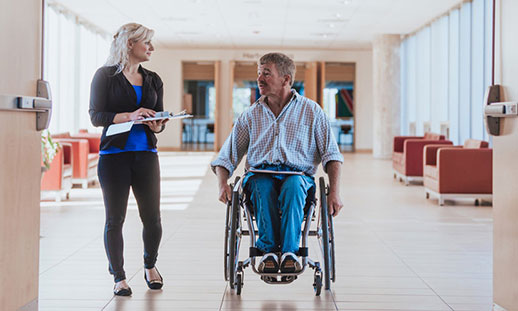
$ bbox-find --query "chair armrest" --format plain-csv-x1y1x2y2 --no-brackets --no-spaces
437,148,493,192
402,139,453,176
41,142,72,190
70,133,101,153
424,145,462,166
393,136,424,152
53,138,89,178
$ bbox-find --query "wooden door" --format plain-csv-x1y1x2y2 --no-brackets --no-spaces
0,0,43,310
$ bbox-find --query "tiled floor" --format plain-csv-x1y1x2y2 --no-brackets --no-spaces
39,152,493,311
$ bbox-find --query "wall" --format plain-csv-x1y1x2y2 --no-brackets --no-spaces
146,48,373,151
493,0,518,309
0,0,42,310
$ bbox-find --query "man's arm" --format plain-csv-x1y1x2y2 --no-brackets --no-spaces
216,166,231,203
325,160,343,216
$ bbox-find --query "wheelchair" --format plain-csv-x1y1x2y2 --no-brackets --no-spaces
223,170,336,296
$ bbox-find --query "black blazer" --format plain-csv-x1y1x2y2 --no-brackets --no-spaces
89,65,164,151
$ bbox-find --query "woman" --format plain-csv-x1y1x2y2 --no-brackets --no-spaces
89,23,166,296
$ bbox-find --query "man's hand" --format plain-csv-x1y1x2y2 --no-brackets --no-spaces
327,191,343,216
325,160,343,217
219,183,232,203
215,166,231,204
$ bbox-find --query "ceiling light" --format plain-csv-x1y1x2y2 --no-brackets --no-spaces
336,13,342,18
342,0,351,4
329,23,335,28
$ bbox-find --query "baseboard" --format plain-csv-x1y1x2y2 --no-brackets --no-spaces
354,149,372,154
157,147,183,151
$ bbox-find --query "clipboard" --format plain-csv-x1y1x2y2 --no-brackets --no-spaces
247,168,304,175
106,110,192,136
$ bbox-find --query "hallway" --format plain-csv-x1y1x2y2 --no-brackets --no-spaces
39,152,492,311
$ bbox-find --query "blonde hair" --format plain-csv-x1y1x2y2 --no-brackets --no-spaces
106,23,155,74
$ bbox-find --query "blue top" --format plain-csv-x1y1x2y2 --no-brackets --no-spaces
100,85,157,155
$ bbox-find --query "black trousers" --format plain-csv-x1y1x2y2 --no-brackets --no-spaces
98,151,162,282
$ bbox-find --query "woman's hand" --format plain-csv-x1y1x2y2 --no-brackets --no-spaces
129,107,156,121
142,119,169,133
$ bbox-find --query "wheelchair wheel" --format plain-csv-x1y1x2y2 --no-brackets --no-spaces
228,177,241,290
319,177,332,290
329,212,336,283
224,200,231,281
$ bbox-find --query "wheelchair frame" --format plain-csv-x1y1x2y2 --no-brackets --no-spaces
224,174,336,296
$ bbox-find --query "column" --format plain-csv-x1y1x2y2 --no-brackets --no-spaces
372,34,401,159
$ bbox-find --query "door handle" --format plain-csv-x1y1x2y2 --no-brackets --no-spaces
0,79,52,131
484,85,518,136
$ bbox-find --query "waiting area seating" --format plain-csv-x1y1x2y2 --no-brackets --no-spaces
392,132,452,185
41,130,101,201
41,142,73,202
423,139,492,206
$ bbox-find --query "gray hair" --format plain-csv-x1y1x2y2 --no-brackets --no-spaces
106,23,154,74
258,53,296,87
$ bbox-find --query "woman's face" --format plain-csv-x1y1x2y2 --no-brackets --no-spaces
129,38,154,62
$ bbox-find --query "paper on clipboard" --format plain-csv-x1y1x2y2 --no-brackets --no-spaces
106,111,192,136
106,121,135,136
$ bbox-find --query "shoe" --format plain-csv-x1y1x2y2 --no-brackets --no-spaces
145,267,163,290
280,252,302,273
258,253,279,273
113,283,132,296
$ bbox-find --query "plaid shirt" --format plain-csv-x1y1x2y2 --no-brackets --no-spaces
211,90,343,177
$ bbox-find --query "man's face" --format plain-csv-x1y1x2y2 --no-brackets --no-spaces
257,62,288,97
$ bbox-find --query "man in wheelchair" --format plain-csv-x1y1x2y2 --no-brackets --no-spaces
211,52,343,274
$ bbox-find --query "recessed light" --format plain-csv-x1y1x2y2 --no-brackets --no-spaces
329,23,335,28
341,0,351,4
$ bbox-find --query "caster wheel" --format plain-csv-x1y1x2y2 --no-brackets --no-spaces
313,272,322,296
426,192,429,199
236,273,243,295
475,199,480,206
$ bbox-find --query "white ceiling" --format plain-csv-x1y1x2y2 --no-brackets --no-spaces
51,0,461,50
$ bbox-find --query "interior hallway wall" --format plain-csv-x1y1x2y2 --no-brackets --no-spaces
493,0,518,309
372,34,401,159
146,48,373,151
0,0,42,310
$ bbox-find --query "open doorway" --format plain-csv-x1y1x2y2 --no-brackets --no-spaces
320,62,355,152
232,61,308,121
181,61,216,151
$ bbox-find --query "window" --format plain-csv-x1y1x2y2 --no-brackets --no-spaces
400,0,492,144
43,3,110,134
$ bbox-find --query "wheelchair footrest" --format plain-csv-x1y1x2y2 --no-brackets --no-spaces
249,247,308,257
261,275,297,284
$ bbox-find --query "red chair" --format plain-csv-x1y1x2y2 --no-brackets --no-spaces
41,143,73,202
52,131,100,188
393,132,452,185
423,139,492,206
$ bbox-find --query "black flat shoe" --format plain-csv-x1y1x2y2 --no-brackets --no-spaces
145,267,163,290
113,285,132,296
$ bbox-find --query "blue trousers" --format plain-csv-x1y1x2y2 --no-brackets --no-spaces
244,173,314,254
